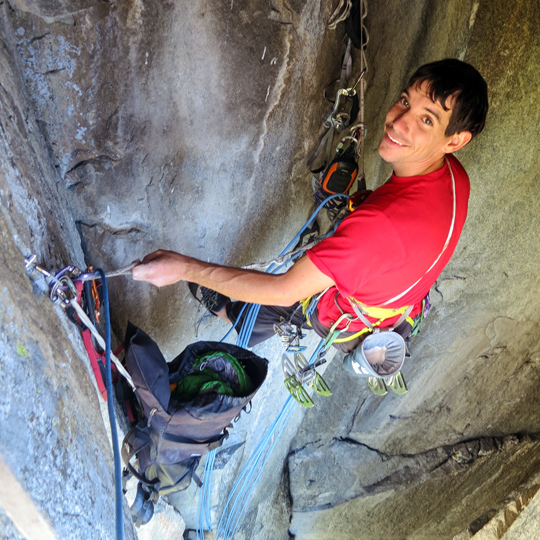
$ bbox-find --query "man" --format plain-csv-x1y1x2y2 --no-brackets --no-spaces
132,59,488,357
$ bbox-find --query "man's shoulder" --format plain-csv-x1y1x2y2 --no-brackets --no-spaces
447,154,470,182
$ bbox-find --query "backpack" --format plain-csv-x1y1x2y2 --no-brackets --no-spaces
121,322,268,525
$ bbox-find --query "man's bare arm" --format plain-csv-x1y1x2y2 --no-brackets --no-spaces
131,249,335,306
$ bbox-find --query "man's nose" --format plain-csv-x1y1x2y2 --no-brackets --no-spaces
390,108,411,134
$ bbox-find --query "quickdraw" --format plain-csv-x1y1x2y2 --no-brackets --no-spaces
322,80,360,133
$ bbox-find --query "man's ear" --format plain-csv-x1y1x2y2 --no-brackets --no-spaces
444,131,472,154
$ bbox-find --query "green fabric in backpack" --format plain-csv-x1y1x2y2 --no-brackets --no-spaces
173,351,254,402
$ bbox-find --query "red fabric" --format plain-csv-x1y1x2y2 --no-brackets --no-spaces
307,155,470,331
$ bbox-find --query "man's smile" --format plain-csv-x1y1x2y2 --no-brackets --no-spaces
386,132,408,147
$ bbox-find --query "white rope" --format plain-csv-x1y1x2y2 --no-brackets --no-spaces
328,0,353,29
76,262,138,282
382,158,457,306
104,262,138,278
70,298,136,390
357,0,369,180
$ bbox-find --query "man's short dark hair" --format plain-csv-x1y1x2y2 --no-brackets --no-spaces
407,58,488,138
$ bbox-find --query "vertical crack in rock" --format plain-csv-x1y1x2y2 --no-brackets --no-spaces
248,31,292,184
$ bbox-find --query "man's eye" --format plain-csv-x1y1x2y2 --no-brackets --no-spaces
422,117,433,126
400,96,409,107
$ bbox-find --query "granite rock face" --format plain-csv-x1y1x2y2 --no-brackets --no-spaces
7,0,344,357
0,4,136,538
290,0,540,538
2,0,540,539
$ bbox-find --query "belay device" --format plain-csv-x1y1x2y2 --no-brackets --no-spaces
121,323,268,526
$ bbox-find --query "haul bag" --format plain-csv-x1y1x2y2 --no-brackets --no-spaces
122,322,268,499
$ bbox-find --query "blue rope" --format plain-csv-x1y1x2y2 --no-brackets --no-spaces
215,396,296,539
220,399,297,540
196,193,349,537
216,341,324,540
197,449,215,539
96,269,124,540
220,303,248,343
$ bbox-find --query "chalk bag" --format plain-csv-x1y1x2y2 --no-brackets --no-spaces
343,330,406,378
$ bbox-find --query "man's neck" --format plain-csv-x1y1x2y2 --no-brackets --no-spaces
393,156,447,177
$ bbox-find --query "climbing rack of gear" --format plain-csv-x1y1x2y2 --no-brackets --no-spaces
311,69,368,220
24,254,136,395
274,319,307,353
282,352,331,408
308,0,370,223
368,372,408,396
274,309,332,408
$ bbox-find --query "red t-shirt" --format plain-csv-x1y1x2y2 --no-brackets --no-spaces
307,155,470,331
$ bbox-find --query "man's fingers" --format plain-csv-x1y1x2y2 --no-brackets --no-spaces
141,250,165,263
131,263,146,281
131,260,158,281
130,252,163,280
130,249,183,287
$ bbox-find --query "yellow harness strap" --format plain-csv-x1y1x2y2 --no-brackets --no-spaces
332,298,415,343
350,299,415,327
300,294,414,343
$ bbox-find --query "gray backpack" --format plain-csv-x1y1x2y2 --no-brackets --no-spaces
121,322,268,525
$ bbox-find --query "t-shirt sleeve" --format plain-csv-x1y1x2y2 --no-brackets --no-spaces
307,208,405,297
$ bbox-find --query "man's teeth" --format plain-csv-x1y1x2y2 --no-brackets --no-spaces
388,134,405,146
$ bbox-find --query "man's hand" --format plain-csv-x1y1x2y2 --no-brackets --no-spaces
131,249,190,287
131,248,335,306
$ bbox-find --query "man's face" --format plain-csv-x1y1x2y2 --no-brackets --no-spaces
377,81,456,177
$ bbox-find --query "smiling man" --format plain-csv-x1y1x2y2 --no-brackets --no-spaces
132,59,488,361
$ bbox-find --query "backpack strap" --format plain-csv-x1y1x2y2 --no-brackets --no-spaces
121,426,160,487
161,429,227,448
121,426,151,464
